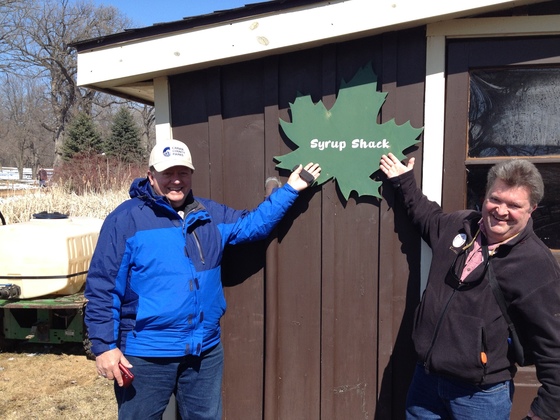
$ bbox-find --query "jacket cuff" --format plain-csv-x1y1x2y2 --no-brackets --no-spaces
91,341,117,356
388,169,415,189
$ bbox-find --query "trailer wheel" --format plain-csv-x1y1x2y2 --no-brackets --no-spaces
0,339,16,352
83,332,95,360
0,309,15,352
0,334,16,352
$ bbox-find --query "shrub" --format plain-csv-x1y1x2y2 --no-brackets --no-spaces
50,153,145,195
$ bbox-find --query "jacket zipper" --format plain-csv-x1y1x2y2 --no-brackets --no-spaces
480,327,488,382
424,290,457,369
192,230,205,265
423,290,488,383
182,206,205,265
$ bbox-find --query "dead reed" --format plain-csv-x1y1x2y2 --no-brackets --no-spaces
0,155,148,224
0,183,130,225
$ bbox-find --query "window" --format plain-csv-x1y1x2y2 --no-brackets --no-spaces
466,68,560,249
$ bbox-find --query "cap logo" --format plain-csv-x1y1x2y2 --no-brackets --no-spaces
162,146,186,159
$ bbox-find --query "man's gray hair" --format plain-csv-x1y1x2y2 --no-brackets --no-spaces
486,159,544,206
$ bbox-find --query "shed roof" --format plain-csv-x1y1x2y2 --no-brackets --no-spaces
74,0,548,104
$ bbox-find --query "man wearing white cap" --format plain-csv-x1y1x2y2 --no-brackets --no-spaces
85,139,321,419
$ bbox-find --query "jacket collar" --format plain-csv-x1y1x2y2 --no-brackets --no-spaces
129,177,200,215
463,213,534,255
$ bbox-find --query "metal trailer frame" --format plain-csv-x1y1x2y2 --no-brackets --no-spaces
0,292,87,348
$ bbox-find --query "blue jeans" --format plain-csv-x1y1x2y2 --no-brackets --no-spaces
406,364,513,419
115,342,224,420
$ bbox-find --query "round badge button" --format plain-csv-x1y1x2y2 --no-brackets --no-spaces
452,233,467,248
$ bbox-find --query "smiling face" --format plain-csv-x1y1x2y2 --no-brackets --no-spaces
148,165,193,209
481,178,536,244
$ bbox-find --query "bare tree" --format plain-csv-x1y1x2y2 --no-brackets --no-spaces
0,1,20,56
0,74,51,178
0,0,132,166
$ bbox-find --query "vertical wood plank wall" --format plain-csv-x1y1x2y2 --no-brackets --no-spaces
170,27,426,419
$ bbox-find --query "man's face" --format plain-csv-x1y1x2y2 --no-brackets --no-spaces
148,165,193,209
482,178,536,244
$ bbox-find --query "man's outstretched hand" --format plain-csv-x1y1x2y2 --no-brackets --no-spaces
288,163,321,191
379,153,415,179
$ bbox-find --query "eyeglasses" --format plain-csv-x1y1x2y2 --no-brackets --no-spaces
444,247,490,291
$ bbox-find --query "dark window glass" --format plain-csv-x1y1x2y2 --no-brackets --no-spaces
469,68,560,157
466,164,560,249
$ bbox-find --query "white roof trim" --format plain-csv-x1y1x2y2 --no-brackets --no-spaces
76,0,543,90
427,14,560,37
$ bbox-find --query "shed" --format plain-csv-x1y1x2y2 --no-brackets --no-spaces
74,1,560,418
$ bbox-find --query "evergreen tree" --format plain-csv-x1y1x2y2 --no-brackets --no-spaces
105,107,143,163
61,113,103,161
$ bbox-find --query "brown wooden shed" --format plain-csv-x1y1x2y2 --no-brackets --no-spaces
74,1,560,418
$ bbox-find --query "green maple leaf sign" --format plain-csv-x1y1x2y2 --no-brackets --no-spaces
274,63,423,200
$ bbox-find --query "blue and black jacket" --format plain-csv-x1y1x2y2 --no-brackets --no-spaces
85,177,299,358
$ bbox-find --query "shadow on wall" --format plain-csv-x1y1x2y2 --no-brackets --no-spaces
374,172,422,420
221,176,320,288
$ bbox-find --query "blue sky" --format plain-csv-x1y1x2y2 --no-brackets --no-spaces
91,0,272,27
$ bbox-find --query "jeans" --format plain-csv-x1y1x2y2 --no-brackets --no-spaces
406,364,513,420
115,342,224,420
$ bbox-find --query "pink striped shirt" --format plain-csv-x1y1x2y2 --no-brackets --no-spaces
460,224,501,281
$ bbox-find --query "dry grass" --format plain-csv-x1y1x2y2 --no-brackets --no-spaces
0,183,130,224
0,181,133,419
0,348,117,419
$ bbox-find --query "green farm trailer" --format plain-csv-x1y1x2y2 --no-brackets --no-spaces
0,210,101,356
0,292,91,354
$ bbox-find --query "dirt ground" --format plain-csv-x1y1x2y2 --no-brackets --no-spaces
0,343,117,419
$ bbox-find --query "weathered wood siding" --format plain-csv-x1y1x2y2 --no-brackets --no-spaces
170,27,425,419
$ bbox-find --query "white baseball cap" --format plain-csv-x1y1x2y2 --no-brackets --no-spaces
149,139,195,172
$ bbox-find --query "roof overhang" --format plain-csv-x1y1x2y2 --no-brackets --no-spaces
75,0,546,104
